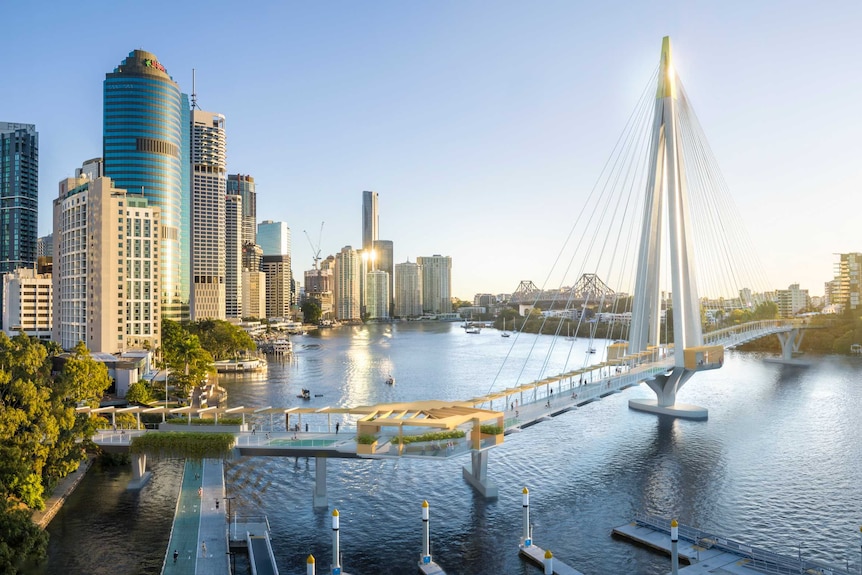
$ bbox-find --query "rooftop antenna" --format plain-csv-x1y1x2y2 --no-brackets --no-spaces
191,68,199,110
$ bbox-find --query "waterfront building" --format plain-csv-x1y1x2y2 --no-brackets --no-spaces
225,194,242,318
304,263,334,319
227,174,256,246
830,253,861,310
103,50,190,321
362,191,378,252
372,239,394,316
2,267,52,340
776,283,809,318
365,270,390,320
190,110,227,321
334,246,361,321
417,255,452,314
258,220,290,256
53,175,160,353
262,255,292,319
242,269,266,320
394,261,422,317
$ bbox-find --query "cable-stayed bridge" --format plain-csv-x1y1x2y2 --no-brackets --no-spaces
90,37,803,502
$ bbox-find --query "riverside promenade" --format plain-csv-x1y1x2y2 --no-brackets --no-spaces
162,459,229,575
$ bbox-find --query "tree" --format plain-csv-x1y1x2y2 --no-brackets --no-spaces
301,298,322,325
186,319,255,361
0,497,48,574
125,380,153,405
164,332,213,398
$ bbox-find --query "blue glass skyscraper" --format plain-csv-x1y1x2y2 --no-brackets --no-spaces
104,50,190,321
0,122,38,274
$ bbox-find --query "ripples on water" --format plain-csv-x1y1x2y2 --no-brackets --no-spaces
40,323,862,574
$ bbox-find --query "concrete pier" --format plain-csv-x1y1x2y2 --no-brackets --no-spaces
518,545,583,575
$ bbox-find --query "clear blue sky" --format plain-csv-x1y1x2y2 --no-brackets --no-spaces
3,1,860,298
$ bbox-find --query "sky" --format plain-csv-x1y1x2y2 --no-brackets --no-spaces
2,1,860,299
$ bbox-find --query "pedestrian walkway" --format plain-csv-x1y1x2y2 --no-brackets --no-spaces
162,459,229,575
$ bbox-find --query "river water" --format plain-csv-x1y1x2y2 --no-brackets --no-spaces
38,322,862,574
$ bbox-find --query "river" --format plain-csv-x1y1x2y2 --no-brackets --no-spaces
37,322,862,574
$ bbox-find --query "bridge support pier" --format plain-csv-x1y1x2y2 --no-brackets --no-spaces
127,453,151,490
462,450,498,499
629,367,708,420
313,457,328,508
765,329,810,366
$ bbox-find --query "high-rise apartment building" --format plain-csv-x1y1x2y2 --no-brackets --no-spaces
104,50,190,321
776,283,809,318
189,110,227,320
242,269,266,319
37,234,53,258
417,255,452,314
53,175,161,353
394,261,423,317
2,267,52,340
227,174,256,246
365,270,390,320
262,255,292,319
372,239,394,316
831,253,862,310
225,194,242,318
334,246,361,321
362,191,378,251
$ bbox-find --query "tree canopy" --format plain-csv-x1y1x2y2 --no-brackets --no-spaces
184,319,255,361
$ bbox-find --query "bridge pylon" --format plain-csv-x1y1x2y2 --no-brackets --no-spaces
626,36,718,420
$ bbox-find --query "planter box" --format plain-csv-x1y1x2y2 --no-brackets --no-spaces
356,441,378,455
480,433,504,446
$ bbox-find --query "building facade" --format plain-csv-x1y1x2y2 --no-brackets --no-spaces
225,194,242,318
831,253,861,310
53,175,161,352
262,254,292,319
776,283,809,318
190,110,227,320
394,261,423,317
258,220,290,256
362,191,378,251
227,174,256,246
417,255,452,314
242,269,267,319
334,246,361,321
2,267,52,340
365,269,390,320
372,239,394,316
104,50,189,321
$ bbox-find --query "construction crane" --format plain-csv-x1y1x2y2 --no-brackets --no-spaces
303,221,324,270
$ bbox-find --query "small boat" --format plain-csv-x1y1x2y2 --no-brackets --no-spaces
297,388,311,400
587,348,596,354
466,326,481,334
501,318,510,338
385,375,395,385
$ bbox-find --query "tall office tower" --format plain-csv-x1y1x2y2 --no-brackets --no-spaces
227,174,256,245
394,261,423,317
37,234,53,258
53,175,161,353
104,50,190,321
417,255,452,314
365,270,390,320
189,110,227,321
0,123,38,329
2,267,53,340
242,242,265,319
362,191,378,251
225,194,242,318
262,255,292,319
258,220,291,256
334,246,361,321
372,239,394,315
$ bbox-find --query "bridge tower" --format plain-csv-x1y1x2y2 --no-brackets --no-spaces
627,37,721,420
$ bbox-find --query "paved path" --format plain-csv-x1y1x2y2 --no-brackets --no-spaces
162,459,229,575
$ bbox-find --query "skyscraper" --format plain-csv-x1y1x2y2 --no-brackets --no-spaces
258,220,291,256
0,122,38,330
362,191,378,251
190,110,227,320
334,246,361,321
365,270,390,320
227,174,256,246
417,255,452,314
394,261,423,318
373,239,394,316
225,194,242,319
104,50,190,321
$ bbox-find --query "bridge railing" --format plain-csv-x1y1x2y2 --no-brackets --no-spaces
703,320,793,347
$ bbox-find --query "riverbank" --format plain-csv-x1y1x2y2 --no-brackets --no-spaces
31,455,95,529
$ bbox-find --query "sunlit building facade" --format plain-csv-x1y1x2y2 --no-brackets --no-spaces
2,267,52,340
225,194,242,318
365,269,390,320
334,246,360,321
394,261,422,317
228,174,256,246
104,50,189,321
417,255,452,314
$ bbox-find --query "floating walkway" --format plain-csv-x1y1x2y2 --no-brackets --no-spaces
613,513,855,574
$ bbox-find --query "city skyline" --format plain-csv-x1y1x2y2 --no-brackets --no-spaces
3,2,861,298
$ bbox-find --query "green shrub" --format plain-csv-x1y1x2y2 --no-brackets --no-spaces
357,433,378,445
130,432,235,460
480,424,503,435
392,430,466,445
164,416,243,426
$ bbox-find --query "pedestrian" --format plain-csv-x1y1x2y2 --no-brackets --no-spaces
173,549,178,563
198,487,202,497
252,426,256,435
201,541,207,557
305,423,309,432
335,422,340,434
215,499,219,509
